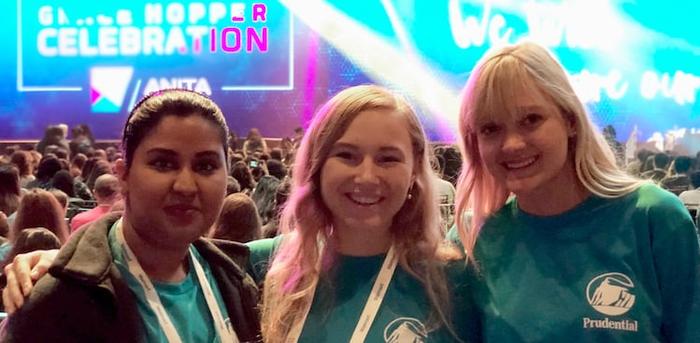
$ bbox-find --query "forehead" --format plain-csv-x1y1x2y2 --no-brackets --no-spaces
335,109,413,151
136,115,225,155
470,57,557,126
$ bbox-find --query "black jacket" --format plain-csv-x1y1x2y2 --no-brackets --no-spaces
5,213,261,342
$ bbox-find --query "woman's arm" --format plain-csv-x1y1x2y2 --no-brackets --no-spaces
2,249,59,314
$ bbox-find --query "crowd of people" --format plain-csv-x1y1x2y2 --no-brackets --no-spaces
0,42,697,342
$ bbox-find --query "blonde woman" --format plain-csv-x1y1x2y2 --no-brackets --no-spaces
451,41,700,342
248,85,474,342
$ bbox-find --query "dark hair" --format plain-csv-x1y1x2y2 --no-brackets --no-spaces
690,171,700,189
10,151,31,176
442,146,462,186
0,228,62,270
251,175,281,224
123,89,229,169
673,156,692,174
0,165,21,215
81,157,99,182
636,149,653,164
86,160,112,191
211,193,261,243
50,170,76,198
11,189,69,243
231,161,255,192
269,148,283,161
654,153,670,170
266,159,287,180
36,156,62,181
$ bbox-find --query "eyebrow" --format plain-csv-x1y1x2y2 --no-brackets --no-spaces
516,105,546,114
332,142,406,155
145,148,222,159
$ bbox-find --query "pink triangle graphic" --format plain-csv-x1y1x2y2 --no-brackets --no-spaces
90,87,102,104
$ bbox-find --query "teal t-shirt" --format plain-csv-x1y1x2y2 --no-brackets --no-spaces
247,237,478,342
108,224,231,343
448,184,700,342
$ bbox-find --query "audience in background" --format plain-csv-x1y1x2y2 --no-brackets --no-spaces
69,153,87,178
70,174,120,232
231,161,256,195
661,156,693,195
0,228,61,271
36,125,69,155
9,151,35,187
261,178,290,238
0,189,69,261
0,166,21,218
210,193,262,243
679,171,700,208
225,176,241,195
242,128,269,156
25,156,62,190
641,152,670,181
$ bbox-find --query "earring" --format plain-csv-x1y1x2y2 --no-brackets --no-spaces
407,183,414,200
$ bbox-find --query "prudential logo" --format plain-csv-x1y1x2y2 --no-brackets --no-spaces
90,67,133,113
586,272,636,316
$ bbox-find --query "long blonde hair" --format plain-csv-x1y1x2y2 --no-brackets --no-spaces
455,42,646,262
261,85,457,341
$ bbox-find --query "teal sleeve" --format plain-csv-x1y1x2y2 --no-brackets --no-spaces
446,261,481,343
645,187,700,342
245,236,282,284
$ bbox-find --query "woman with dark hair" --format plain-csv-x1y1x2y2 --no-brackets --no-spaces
0,165,21,217
9,151,35,187
25,156,62,190
3,90,260,342
231,161,256,195
50,170,76,198
210,193,262,243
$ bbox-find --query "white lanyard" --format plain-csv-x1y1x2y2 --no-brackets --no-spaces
287,245,398,343
115,219,238,343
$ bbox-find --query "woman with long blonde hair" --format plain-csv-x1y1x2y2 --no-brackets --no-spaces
248,85,473,342
452,41,699,342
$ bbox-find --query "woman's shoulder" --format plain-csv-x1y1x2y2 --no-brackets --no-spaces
245,236,284,283
629,183,687,213
246,236,283,256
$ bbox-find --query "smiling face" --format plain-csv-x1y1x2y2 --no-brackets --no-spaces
116,115,228,249
475,84,576,200
319,109,415,236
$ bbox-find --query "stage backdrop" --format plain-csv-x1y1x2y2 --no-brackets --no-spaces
0,0,698,151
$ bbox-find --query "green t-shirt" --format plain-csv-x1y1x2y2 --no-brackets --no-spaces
448,184,700,342
108,225,231,343
247,237,478,342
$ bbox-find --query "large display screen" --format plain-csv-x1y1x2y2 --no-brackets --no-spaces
1,1,698,153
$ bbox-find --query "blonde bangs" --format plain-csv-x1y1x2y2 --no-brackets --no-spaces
468,54,545,131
